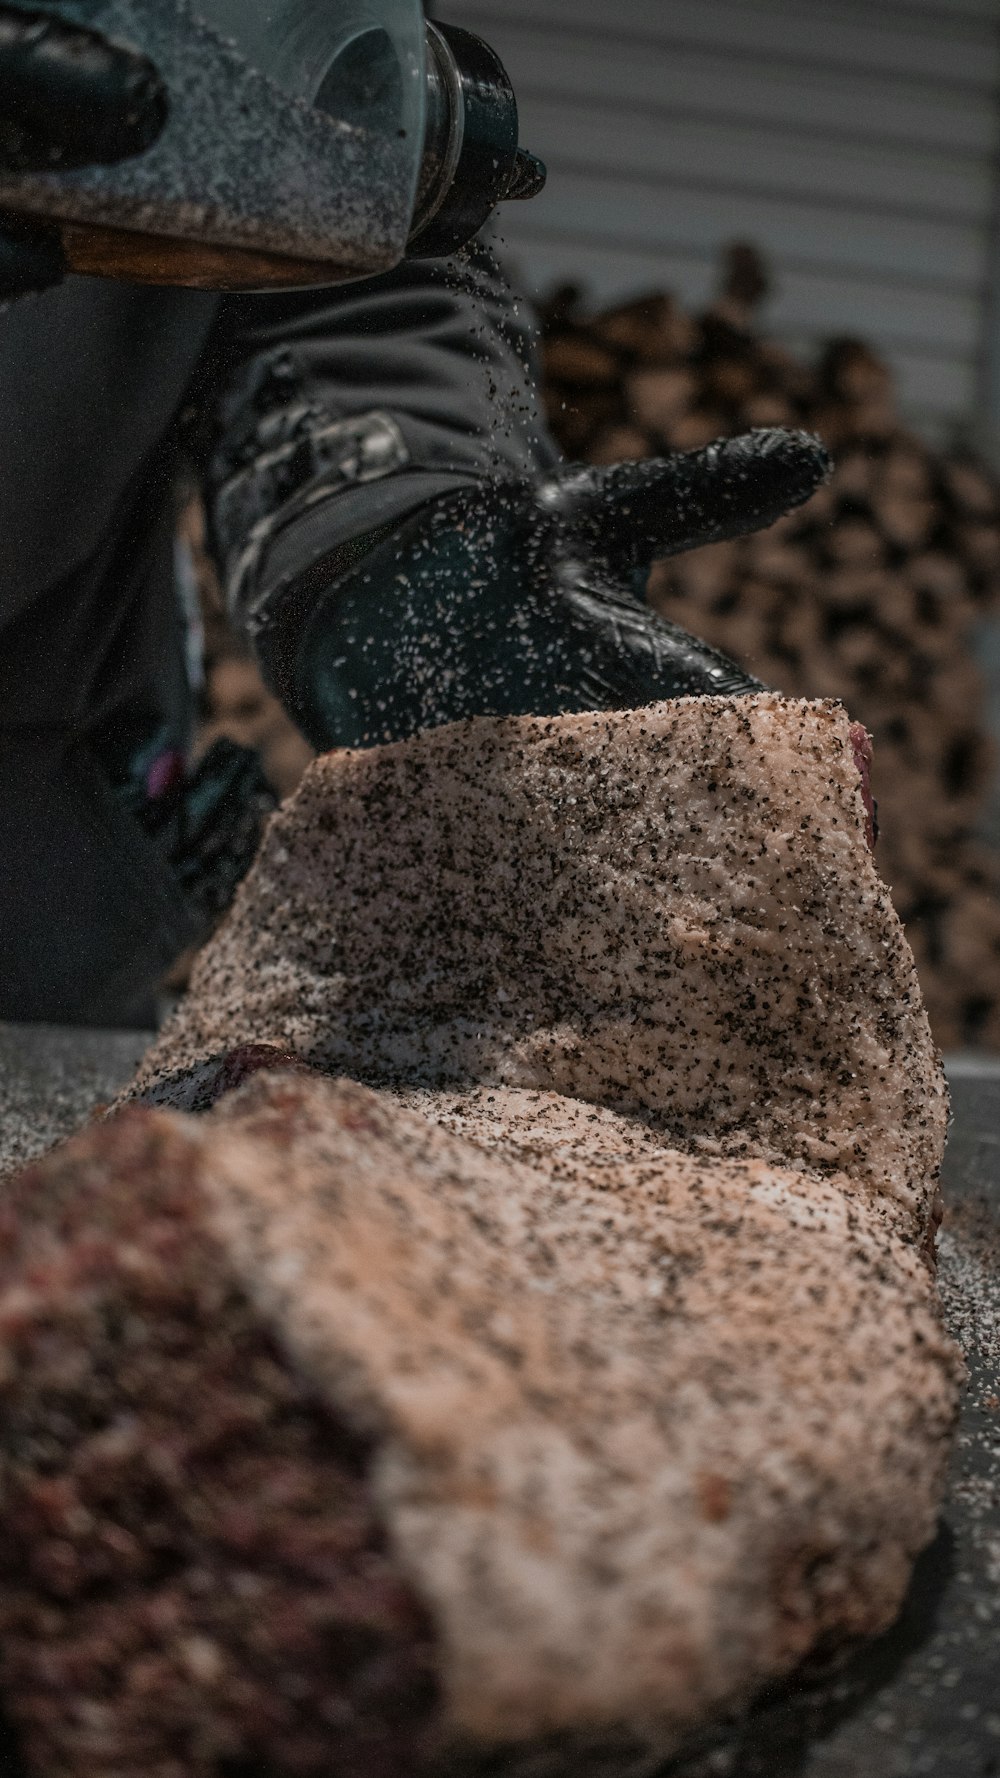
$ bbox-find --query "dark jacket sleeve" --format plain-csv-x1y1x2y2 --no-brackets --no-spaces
202,239,560,647
0,248,555,1023
0,277,219,730
0,277,219,1023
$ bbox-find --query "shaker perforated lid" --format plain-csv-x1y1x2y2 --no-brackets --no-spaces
407,21,546,258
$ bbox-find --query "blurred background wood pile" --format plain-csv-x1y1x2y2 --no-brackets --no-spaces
181,497,314,805
540,244,1000,1050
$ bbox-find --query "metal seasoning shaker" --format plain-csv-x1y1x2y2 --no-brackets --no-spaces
0,0,546,288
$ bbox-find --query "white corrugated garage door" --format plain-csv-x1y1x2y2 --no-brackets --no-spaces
437,0,1000,442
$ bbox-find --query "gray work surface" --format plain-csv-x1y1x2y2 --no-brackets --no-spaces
0,1028,998,1778
0,1022,150,1180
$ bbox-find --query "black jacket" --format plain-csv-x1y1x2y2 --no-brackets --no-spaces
0,244,557,1022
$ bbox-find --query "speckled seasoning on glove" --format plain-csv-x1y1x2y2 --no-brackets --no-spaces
0,696,964,1775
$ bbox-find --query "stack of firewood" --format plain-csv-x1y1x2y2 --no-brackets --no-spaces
180,496,315,802
540,247,1000,1050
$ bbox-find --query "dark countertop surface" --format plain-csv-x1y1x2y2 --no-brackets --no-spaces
0,1028,998,1777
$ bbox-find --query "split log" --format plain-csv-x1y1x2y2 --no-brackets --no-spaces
626,366,696,435
589,291,696,364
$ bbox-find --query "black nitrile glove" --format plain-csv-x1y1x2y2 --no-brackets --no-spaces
0,3,166,296
121,737,278,940
256,427,830,752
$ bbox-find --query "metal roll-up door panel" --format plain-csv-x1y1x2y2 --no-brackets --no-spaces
442,0,1000,441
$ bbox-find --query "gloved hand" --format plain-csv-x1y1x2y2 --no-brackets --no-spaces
106,730,278,941
0,3,166,296
132,738,278,937
255,427,830,752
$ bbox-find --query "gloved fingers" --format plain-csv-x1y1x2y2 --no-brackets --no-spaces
0,4,167,171
0,214,64,294
549,428,830,572
562,579,766,703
